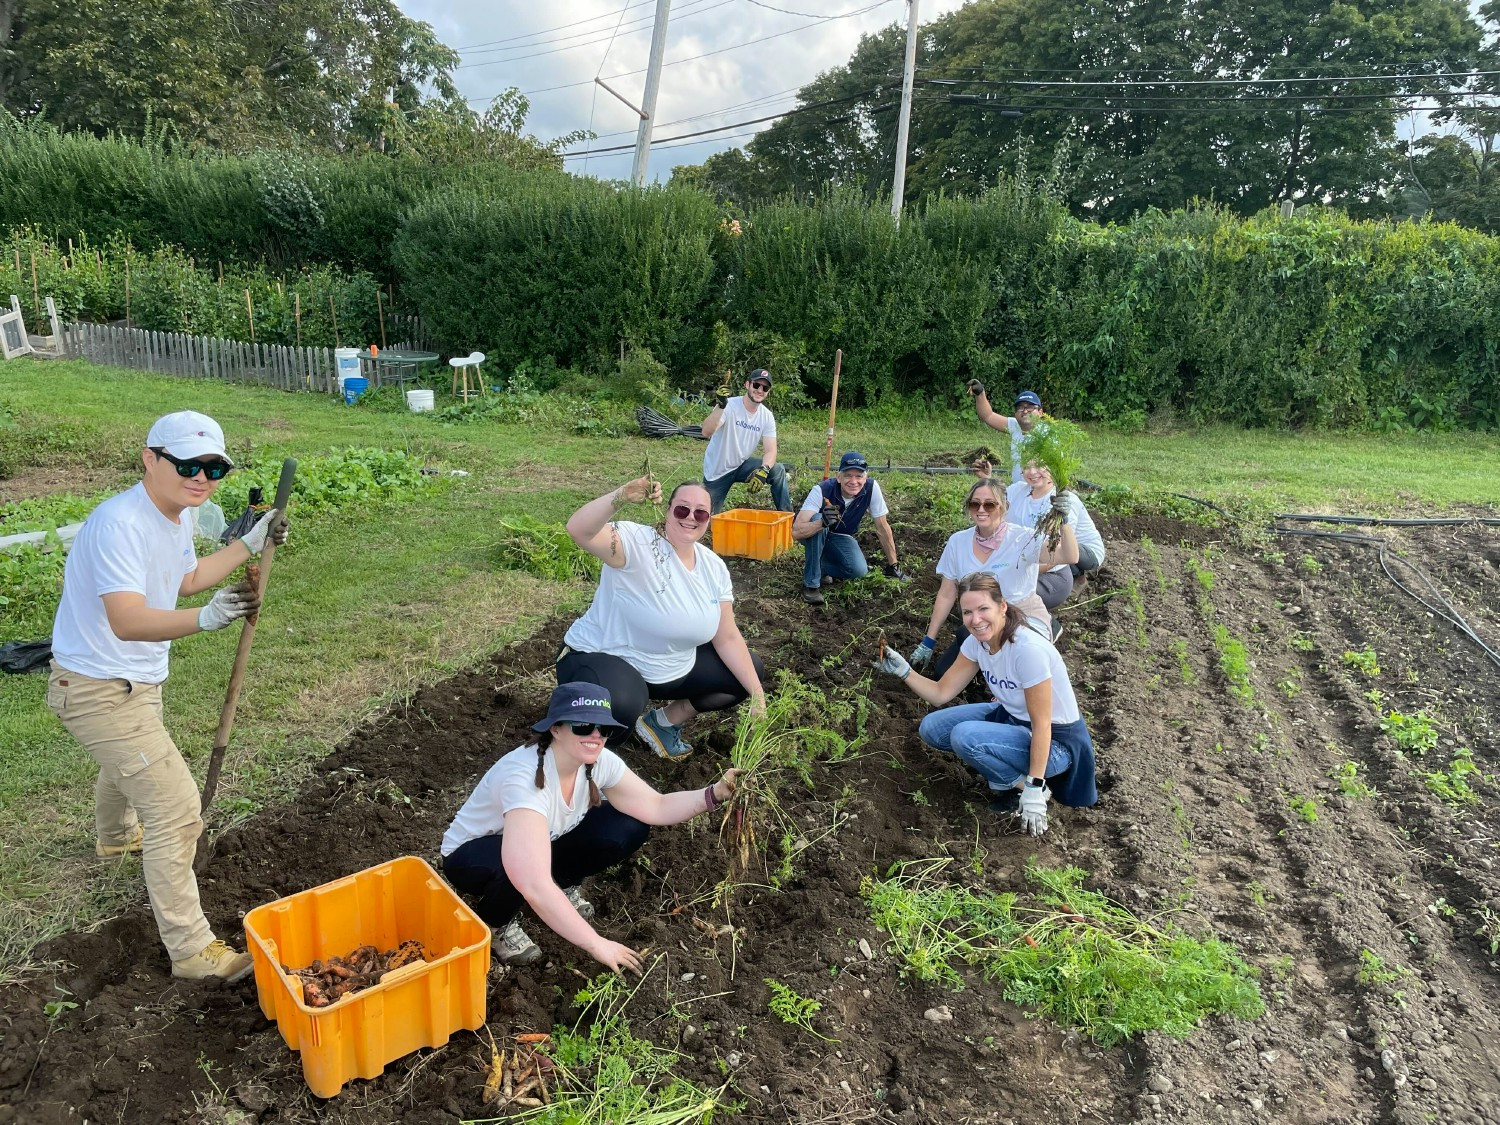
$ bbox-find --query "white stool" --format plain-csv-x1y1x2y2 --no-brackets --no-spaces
448,351,487,403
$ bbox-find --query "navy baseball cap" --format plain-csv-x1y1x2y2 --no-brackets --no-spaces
838,451,869,471
532,681,624,733
1015,391,1042,408
747,368,773,386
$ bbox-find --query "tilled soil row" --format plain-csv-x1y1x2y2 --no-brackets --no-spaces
1,515,1496,1125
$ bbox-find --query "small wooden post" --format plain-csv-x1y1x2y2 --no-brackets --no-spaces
376,288,387,348
124,257,132,328
94,250,103,281
12,248,20,281
217,261,223,288
30,251,39,316
245,289,256,342
294,292,302,347
329,295,340,347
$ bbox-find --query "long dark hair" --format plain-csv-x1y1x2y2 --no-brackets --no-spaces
956,572,1028,653
526,729,601,808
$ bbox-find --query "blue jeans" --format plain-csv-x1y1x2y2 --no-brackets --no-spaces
704,457,791,514
918,702,1073,791
801,529,868,588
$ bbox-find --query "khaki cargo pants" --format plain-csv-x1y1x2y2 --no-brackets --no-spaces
47,663,214,962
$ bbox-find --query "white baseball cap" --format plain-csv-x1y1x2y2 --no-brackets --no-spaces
145,411,232,465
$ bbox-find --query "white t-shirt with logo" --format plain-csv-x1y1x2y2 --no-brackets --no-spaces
1006,417,1025,483
703,396,776,482
935,524,1045,605
563,521,734,683
797,481,889,521
1006,482,1106,570
441,743,631,855
51,482,198,684
960,625,1081,724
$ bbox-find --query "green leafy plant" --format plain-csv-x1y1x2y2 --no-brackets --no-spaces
490,517,601,583
1211,624,1255,705
1356,948,1412,989
1341,647,1380,676
1380,710,1440,755
1331,761,1375,799
861,859,1263,1046
1298,554,1324,574
216,447,429,517
1016,415,1086,493
1123,578,1148,649
1287,795,1319,824
0,534,68,642
1422,748,1489,807
1287,632,1315,653
764,978,834,1041
1170,638,1197,684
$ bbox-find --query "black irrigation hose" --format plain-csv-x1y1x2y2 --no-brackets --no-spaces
1275,513,1500,528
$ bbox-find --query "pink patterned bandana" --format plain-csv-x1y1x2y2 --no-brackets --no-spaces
974,526,1007,552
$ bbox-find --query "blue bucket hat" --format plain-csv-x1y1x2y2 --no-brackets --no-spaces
533,681,625,733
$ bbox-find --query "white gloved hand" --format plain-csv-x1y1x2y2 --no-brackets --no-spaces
239,508,288,555
198,580,261,632
907,638,936,671
1019,782,1051,836
874,648,912,679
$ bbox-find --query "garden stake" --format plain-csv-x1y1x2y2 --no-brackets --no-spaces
294,292,302,347
376,288,387,348
329,295,340,346
30,251,39,316
195,458,298,872
94,250,102,281
245,289,256,342
821,349,843,479
124,257,131,327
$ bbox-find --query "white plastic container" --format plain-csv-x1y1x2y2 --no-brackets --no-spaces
406,389,435,413
335,347,360,391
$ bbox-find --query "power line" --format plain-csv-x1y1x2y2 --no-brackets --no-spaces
589,85,809,141
452,1,656,51
915,68,1500,88
495,0,898,100
458,0,732,69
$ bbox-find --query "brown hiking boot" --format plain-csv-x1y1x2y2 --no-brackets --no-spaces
172,939,254,983
96,822,144,858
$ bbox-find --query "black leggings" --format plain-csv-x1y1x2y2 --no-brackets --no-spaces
441,804,650,927
557,643,767,744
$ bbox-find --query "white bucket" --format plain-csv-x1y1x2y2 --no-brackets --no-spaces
406,388,435,413
335,347,360,390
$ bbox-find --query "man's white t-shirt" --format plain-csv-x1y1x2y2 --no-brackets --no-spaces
703,396,776,482
51,482,198,684
1006,483,1106,570
563,521,734,683
936,525,1045,605
441,744,631,855
797,481,889,521
960,625,1081,724
1005,417,1025,483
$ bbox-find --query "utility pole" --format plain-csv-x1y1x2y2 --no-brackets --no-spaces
632,0,673,186
890,0,920,221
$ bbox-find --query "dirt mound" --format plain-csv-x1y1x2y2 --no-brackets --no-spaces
3,517,1499,1124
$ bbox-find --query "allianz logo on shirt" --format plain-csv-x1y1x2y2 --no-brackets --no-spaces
571,697,610,708
733,419,763,433
983,671,1019,691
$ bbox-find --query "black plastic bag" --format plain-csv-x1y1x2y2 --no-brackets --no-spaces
221,486,265,544
0,639,52,674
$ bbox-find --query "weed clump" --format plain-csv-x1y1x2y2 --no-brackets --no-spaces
764,979,833,1041
1379,710,1440,755
1211,624,1255,705
1423,748,1489,806
861,859,1264,1046
491,517,601,582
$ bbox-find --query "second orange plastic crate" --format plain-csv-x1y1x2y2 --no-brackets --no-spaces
710,508,793,560
243,856,489,1098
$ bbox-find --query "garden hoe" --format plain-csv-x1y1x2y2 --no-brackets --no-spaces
194,457,297,874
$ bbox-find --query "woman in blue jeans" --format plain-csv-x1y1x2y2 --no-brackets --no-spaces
875,572,1096,835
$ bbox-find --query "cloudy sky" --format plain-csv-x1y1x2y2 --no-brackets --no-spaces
401,0,972,182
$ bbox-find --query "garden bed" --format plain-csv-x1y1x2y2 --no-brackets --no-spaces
1,515,1497,1124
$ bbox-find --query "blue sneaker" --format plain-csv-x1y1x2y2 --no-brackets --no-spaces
635,708,694,759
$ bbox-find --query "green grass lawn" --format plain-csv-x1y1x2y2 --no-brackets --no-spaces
3,356,1499,974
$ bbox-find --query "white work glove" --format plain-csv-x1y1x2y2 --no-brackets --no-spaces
198,580,261,632
907,637,936,671
1019,782,1051,836
239,508,288,555
874,648,911,679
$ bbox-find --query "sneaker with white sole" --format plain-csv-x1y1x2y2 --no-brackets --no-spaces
565,885,595,920
493,920,542,966
171,939,254,983
1050,618,1065,644
96,822,144,858
635,708,693,759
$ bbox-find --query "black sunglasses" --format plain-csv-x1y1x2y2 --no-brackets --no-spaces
566,721,605,736
153,448,232,481
672,503,712,523
749,381,771,392
968,499,1001,513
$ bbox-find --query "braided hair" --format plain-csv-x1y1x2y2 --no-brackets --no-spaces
528,729,602,808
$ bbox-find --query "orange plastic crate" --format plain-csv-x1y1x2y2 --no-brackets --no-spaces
243,856,489,1098
710,508,794,560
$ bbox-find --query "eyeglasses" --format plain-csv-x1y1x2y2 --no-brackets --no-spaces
672,503,712,523
749,381,770,392
967,499,1001,513
566,721,605,736
153,448,232,481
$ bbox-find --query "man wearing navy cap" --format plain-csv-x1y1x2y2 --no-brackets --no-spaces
963,382,1045,483
700,367,791,514
791,451,908,605
47,410,288,983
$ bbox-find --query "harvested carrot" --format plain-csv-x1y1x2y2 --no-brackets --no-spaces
1023,934,1039,948
515,1032,551,1044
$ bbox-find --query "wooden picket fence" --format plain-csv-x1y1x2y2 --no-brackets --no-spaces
58,322,423,394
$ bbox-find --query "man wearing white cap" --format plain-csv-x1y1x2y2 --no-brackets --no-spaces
47,411,288,982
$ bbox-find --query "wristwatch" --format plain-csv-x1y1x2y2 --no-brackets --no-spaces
1025,776,1045,788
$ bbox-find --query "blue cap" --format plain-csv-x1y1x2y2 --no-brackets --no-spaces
1015,391,1042,408
532,681,625,732
838,451,868,471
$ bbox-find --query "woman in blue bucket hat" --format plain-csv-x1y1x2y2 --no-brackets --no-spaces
441,682,742,970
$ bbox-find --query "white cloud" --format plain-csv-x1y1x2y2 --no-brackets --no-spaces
400,0,973,181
